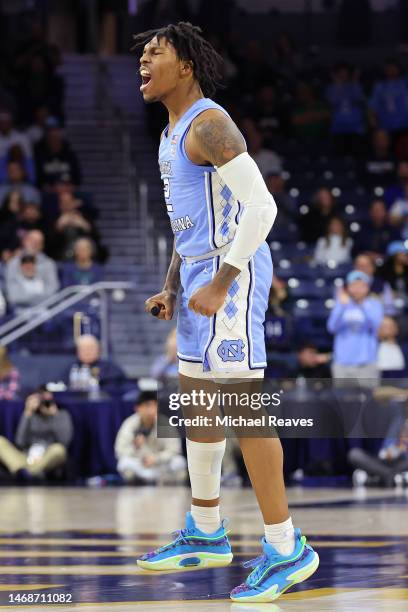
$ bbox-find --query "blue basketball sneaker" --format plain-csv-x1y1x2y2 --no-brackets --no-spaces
230,529,319,603
137,511,233,571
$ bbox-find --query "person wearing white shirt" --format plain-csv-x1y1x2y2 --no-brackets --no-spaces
377,316,406,374
314,216,353,265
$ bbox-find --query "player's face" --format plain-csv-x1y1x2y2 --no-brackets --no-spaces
139,36,181,103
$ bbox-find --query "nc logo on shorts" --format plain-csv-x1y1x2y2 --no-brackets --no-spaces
217,339,245,362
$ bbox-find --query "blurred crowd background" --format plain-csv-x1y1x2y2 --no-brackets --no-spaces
0,0,407,489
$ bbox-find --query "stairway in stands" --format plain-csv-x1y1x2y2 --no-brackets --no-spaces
60,55,170,377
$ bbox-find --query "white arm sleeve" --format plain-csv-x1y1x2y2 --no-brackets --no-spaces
215,152,277,271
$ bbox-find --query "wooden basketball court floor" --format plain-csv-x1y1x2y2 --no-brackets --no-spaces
0,486,406,611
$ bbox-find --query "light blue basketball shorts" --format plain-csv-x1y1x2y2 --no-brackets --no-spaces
177,242,273,377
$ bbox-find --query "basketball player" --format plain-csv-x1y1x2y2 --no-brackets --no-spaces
135,22,319,602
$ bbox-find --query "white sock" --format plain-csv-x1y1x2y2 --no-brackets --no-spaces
264,517,295,556
191,504,221,534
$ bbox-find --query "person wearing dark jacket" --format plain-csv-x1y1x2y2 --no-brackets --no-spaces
64,334,127,395
35,119,81,188
0,389,72,479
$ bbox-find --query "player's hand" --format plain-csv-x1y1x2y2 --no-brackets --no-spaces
188,282,227,317
145,290,176,320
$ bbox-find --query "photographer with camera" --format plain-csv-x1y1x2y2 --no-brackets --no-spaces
0,387,73,480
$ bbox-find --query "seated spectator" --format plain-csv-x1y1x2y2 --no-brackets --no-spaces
295,343,331,379
61,237,103,288
35,118,81,188
265,171,298,231
150,328,178,381
364,129,396,186
0,160,41,205
0,109,32,159
326,62,366,154
27,106,51,145
291,81,329,142
6,253,56,313
0,388,72,481
369,59,408,134
6,229,59,298
353,199,399,257
327,270,384,388
377,316,406,377
246,127,282,177
115,391,186,484
384,159,408,209
301,187,337,244
268,276,291,317
314,216,352,266
245,84,286,147
16,201,46,237
378,241,408,296
64,334,127,395
0,347,20,400
48,191,106,261
0,144,36,184
0,191,23,255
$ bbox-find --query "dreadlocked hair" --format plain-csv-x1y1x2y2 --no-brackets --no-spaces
131,22,224,98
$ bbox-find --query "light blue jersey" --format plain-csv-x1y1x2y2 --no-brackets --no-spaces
158,98,273,374
159,98,241,257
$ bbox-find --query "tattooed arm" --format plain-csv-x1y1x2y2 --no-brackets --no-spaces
186,109,277,317
185,111,245,316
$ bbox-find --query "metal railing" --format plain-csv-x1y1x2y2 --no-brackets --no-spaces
0,282,134,359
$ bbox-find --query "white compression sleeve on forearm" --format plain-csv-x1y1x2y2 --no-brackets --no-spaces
215,152,277,271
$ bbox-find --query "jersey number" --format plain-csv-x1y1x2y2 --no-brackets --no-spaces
163,178,173,212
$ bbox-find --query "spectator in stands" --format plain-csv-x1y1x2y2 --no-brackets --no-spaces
6,229,59,295
364,129,396,186
295,343,331,379
115,390,186,484
0,144,36,184
384,159,408,209
246,127,282,178
0,388,72,481
35,118,81,189
150,328,178,381
379,241,408,296
301,187,337,244
6,253,55,313
327,270,384,388
0,160,40,204
353,199,399,256
16,201,45,236
48,191,105,261
0,109,32,158
0,191,22,225
291,82,330,143
246,84,285,147
268,276,291,317
353,253,387,297
0,346,20,400
388,169,408,239
65,334,127,395
27,106,51,145
369,59,408,134
314,216,352,266
61,237,103,288
233,39,270,95
377,316,406,377
265,171,298,232
326,63,366,154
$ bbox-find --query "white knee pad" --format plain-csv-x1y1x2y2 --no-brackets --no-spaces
186,439,226,500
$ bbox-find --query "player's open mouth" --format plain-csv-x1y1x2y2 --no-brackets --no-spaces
140,70,152,91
